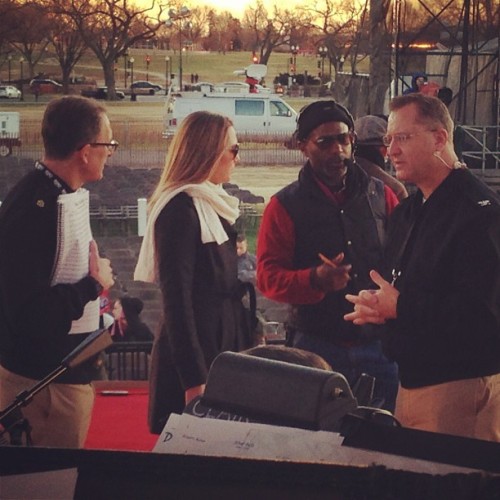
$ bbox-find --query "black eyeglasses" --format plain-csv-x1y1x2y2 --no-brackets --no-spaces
88,139,119,153
313,133,352,150
229,144,240,158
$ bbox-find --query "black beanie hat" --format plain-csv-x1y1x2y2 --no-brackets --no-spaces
120,296,144,321
296,100,355,141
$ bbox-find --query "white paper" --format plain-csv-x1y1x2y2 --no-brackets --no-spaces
50,189,99,334
154,413,481,475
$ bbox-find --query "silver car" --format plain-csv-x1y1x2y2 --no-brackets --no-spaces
0,85,21,99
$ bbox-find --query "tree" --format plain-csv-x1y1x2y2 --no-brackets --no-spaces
0,1,19,62
47,16,88,94
241,1,303,65
203,9,240,53
51,0,166,100
297,0,365,77
4,1,51,79
368,0,392,114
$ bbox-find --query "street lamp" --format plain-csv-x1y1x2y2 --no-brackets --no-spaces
165,56,170,95
338,55,345,72
19,57,24,101
317,46,328,82
165,6,191,92
290,44,299,76
7,55,12,83
145,54,151,82
129,57,136,101
123,51,129,88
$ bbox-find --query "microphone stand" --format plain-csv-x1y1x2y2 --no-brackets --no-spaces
0,328,112,446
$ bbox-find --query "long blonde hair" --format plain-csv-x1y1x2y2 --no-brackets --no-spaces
149,111,233,210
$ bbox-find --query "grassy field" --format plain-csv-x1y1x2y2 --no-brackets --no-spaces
6,48,359,89
1,48,369,121
0,95,318,124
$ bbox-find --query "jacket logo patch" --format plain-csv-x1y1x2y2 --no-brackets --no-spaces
477,200,491,207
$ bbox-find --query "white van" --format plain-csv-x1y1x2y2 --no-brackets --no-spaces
163,91,297,139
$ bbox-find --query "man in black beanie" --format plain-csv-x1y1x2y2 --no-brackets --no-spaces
256,100,400,412
111,296,153,342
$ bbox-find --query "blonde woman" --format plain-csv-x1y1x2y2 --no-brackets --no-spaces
135,111,247,434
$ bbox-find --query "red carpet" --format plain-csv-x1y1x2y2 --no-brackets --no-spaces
84,381,158,451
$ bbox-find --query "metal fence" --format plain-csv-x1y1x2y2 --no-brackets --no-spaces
105,341,152,380
461,125,500,171
11,119,303,168
9,120,499,170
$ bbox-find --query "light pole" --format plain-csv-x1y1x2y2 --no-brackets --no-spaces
19,57,24,101
290,44,299,77
338,55,345,72
165,56,170,95
7,55,12,83
165,6,191,92
145,54,151,81
123,51,128,88
318,46,328,82
129,57,136,101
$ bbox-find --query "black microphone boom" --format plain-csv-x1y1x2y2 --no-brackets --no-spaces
0,329,112,445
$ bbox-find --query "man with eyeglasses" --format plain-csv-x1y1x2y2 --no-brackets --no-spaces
0,96,115,447
345,93,500,441
257,100,400,412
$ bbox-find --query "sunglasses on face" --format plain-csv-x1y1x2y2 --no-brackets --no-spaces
312,132,352,149
229,144,240,158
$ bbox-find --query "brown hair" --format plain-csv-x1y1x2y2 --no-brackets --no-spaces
389,93,454,139
244,345,332,371
42,96,107,159
149,111,233,209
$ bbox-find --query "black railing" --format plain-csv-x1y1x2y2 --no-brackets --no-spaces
105,341,153,380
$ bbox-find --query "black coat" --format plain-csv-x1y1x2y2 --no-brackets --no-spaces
383,169,500,388
0,168,100,383
148,193,249,433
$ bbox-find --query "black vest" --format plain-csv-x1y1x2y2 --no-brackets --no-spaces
277,163,386,343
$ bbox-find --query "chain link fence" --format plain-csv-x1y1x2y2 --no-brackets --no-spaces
10,119,303,168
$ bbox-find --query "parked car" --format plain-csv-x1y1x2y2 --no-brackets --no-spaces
190,81,214,92
81,87,125,100
0,85,22,99
130,81,163,95
29,78,63,94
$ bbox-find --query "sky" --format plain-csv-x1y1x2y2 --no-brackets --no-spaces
138,0,297,19
203,0,253,16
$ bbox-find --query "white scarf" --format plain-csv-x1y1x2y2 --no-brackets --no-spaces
134,181,240,283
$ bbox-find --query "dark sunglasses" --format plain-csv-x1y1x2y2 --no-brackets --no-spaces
229,144,240,158
313,133,351,149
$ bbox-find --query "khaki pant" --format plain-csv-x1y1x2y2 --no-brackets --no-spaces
395,374,500,442
0,365,95,448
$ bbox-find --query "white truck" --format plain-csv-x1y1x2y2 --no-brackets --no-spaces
0,111,21,157
163,91,298,140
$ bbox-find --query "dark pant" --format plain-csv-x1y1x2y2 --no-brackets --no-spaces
293,333,399,413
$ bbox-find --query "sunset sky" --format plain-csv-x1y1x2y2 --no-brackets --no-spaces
139,0,299,18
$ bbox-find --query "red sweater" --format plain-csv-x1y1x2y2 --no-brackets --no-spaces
257,178,398,305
